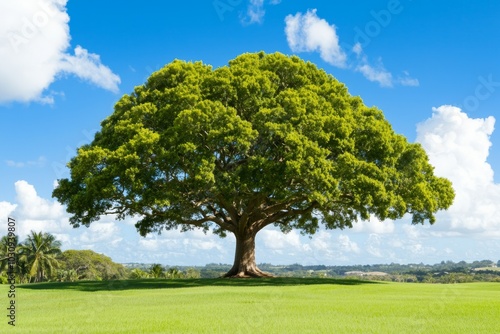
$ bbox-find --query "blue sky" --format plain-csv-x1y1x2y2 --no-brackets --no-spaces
1,0,500,266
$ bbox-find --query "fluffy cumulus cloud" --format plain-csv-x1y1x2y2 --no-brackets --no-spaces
285,12,419,87
308,232,360,263
0,201,17,223
135,229,230,264
80,222,121,245
364,232,426,262
259,228,361,264
261,229,304,252
351,216,395,234
285,9,347,68
10,180,70,238
0,180,123,251
417,105,500,236
59,46,121,92
0,0,120,104
14,181,62,219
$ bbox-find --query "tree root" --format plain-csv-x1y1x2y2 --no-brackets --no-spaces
222,266,274,278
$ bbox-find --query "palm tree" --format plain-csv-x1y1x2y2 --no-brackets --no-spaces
0,235,18,269
166,267,182,279
130,268,149,279
0,235,29,282
19,231,62,283
149,263,164,278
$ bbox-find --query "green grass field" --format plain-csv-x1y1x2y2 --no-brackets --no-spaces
2,278,499,333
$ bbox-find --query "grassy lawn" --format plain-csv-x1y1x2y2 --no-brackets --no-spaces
1,278,499,333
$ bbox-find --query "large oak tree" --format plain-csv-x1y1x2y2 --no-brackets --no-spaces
53,52,454,277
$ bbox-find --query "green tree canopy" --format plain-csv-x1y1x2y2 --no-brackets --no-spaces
58,249,128,281
53,52,454,277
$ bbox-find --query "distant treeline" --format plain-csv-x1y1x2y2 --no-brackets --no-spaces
124,260,500,283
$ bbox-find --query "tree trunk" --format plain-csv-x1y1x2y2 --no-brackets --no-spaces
223,230,273,278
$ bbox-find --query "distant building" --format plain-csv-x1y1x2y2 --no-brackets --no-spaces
344,271,388,277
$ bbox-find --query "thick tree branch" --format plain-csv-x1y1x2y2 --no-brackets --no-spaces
216,195,240,228
184,215,220,227
261,196,307,216
206,203,236,232
241,194,267,229
253,200,319,232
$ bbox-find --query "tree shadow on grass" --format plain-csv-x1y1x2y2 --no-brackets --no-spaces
18,277,382,292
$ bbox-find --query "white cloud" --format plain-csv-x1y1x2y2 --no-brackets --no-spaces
2,181,133,250
14,180,66,221
181,229,225,252
0,202,17,222
138,229,226,257
284,11,419,88
10,180,71,238
243,0,265,24
398,71,420,87
351,43,395,87
417,105,500,235
366,233,383,257
352,51,418,88
352,42,363,56
0,0,120,104
138,238,161,251
356,62,393,87
59,46,121,92
355,59,418,88
259,229,360,264
6,156,46,168
261,229,303,250
285,9,347,68
80,222,120,244
301,231,337,263
338,235,361,253
351,217,395,234
402,225,422,240
52,233,71,245
310,231,331,252
241,0,281,25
